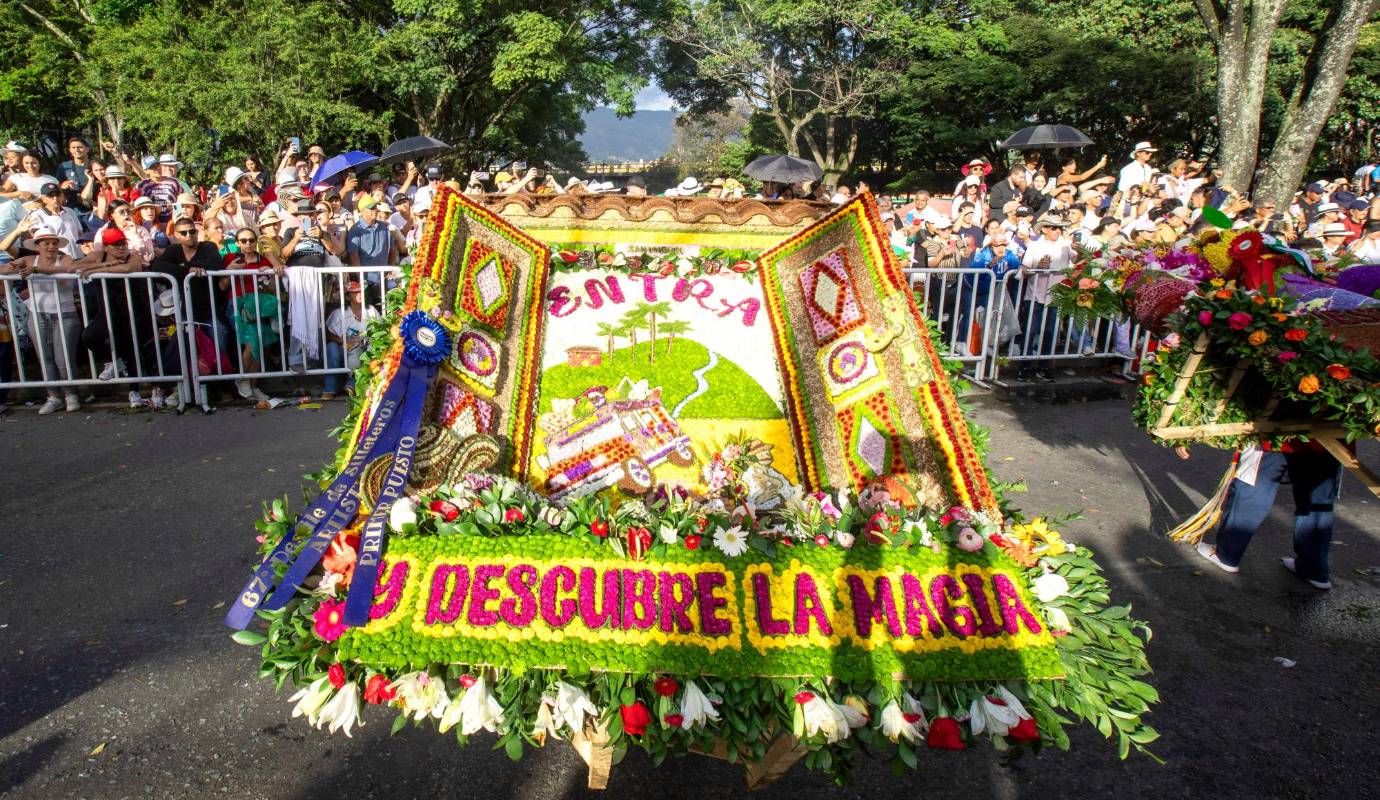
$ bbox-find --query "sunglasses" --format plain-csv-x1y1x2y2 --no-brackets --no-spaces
237,236,257,243
175,229,197,236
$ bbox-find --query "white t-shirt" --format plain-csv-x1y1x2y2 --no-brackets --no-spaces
1350,237,1380,262
326,305,380,369
25,207,83,259
1118,160,1154,193
8,173,57,196
1021,236,1074,303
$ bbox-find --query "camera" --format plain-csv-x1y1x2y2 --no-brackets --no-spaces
474,171,490,181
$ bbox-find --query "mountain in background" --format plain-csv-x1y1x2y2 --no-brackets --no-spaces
579,108,677,163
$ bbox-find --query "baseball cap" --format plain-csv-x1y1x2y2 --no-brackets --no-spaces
357,195,379,211
1015,206,1034,217
101,227,127,246
1306,181,1327,194
1348,199,1370,211
38,181,61,196
1002,200,1020,215
391,192,411,204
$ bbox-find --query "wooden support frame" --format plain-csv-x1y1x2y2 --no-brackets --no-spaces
568,726,807,790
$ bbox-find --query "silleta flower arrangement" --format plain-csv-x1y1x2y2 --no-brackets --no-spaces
228,190,1158,783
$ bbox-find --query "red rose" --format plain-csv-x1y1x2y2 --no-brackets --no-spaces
363,674,395,704
683,534,701,550
504,507,525,523
1277,350,1299,364
926,716,965,750
653,677,679,697
620,701,651,736
1327,364,1352,380
1227,312,1253,331
1284,328,1308,342
459,674,477,689
429,500,460,522
327,663,346,689
663,713,685,728
1009,716,1040,742
793,691,816,705
591,519,609,537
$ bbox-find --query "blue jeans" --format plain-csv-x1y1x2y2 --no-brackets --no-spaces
1213,450,1342,582
324,341,353,394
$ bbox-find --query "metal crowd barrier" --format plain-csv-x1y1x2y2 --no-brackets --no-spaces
182,265,403,411
0,272,191,410
903,267,1150,384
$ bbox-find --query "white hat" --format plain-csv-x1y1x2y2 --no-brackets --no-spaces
224,166,247,187
23,225,69,250
105,165,127,179
663,187,680,197
1316,202,1341,214
157,153,182,167
275,167,299,187
155,289,179,317
564,176,586,190
131,196,156,209
930,213,953,229
963,174,980,186
1131,141,1157,154
677,176,702,195
1322,222,1350,237
3,141,27,153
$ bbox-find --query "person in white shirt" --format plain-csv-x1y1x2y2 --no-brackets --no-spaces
1118,142,1157,193
1160,158,1205,205
323,280,381,399
1349,220,1380,261
25,182,84,259
1016,215,1074,382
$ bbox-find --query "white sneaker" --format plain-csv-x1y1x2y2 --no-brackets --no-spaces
1281,557,1332,590
38,397,63,415
150,388,166,410
252,388,271,403
97,359,127,380
236,379,253,399
65,394,80,413
1195,542,1240,574
129,390,144,409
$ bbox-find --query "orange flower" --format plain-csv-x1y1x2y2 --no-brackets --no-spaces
1247,330,1268,346
1271,313,1289,323
1326,364,1352,380
1283,328,1308,342
1298,374,1320,394
1251,295,1267,306
323,532,361,583
1214,289,1235,300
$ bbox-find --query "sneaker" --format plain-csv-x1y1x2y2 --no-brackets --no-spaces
129,391,144,409
320,392,336,401
150,388,166,410
65,394,80,413
252,387,271,403
236,379,253,399
97,359,126,380
1281,557,1332,590
38,397,63,415
1035,371,1055,383
1081,345,1096,356
1195,542,1240,574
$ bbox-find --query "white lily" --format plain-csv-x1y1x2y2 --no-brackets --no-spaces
436,686,466,734
878,693,926,743
969,688,1025,738
799,694,851,743
679,680,721,729
1032,571,1070,603
317,681,362,737
836,698,868,730
456,675,505,735
532,698,562,744
553,681,599,734
388,497,417,532
712,525,749,557
658,523,679,545
1044,606,1073,632
288,676,333,726
389,671,444,721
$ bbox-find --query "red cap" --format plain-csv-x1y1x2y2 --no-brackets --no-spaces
100,227,127,246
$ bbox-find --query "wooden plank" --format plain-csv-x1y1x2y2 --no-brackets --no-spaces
743,733,808,790
1153,332,1211,431
570,723,614,790
1153,421,1349,440
1206,359,1251,423
1317,438,1380,499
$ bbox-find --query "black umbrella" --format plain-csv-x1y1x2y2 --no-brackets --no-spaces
378,135,453,166
743,154,824,184
997,124,1093,150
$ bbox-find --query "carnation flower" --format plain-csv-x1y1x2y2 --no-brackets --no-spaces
312,599,347,642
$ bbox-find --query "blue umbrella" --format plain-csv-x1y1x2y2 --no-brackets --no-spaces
310,150,379,188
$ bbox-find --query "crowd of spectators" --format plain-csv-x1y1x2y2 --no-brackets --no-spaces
2,134,1377,410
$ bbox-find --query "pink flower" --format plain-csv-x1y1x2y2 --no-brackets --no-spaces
459,673,477,688
1162,332,1181,349
1077,277,1099,290
1228,312,1253,331
1277,351,1299,364
313,599,347,642
1197,310,1214,326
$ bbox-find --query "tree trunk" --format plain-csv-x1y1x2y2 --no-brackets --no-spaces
1253,0,1380,207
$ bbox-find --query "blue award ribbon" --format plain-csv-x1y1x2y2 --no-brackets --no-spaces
223,312,451,630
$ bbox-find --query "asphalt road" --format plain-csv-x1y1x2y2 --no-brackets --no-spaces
0,397,1377,799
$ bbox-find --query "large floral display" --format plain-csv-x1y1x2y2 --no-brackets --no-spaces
226,190,1156,785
